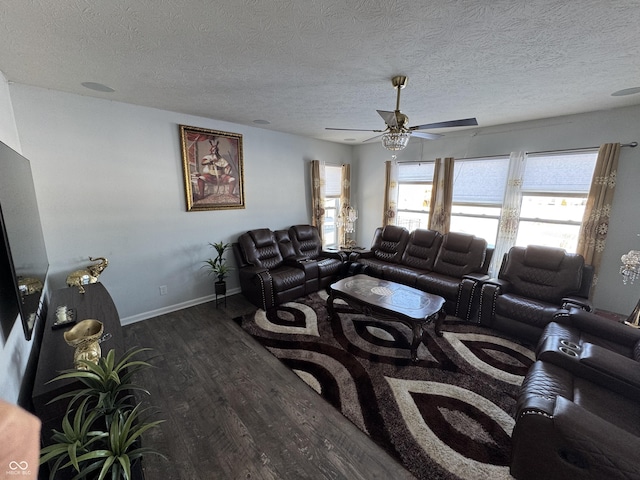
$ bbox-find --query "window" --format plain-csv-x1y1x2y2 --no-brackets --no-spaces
323,165,342,249
396,162,434,231
515,151,598,252
393,150,598,255
450,157,509,247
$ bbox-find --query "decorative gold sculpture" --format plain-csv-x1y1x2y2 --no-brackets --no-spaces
66,256,109,293
64,319,104,369
17,276,44,296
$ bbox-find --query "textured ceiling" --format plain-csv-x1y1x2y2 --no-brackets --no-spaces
1,0,640,145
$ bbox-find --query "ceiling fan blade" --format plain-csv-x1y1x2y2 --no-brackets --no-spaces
363,133,384,143
411,131,443,140
325,127,383,132
410,117,478,131
377,110,398,128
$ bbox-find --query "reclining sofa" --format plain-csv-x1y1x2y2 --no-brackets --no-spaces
510,307,640,479
233,225,344,310
352,225,492,320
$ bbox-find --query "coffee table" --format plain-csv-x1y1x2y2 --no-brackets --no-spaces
327,274,446,362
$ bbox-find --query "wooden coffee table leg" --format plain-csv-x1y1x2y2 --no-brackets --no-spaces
410,322,423,362
434,309,446,337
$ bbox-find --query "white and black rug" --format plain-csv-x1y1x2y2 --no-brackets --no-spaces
234,290,535,480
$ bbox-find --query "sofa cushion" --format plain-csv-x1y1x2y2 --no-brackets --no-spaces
289,224,322,258
239,229,284,269
400,229,443,271
369,225,409,264
432,232,486,278
502,246,583,304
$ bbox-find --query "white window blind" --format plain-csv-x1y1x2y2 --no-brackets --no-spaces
522,152,598,193
325,165,342,196
452,157,509,204
398,163,434,182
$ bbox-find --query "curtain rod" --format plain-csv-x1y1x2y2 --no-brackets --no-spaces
527,141,637,156
398,141,638,164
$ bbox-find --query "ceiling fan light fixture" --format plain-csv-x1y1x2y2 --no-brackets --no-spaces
381,131,411,151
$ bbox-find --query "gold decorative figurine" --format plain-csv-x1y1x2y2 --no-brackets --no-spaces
66,256,109,293
63,319,104,369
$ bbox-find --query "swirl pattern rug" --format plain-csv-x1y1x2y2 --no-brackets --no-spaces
234,290,534,480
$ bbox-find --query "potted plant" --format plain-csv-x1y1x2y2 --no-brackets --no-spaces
40,348,165,480
203,241,232,295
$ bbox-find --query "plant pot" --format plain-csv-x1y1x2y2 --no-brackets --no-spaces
215,281,226,295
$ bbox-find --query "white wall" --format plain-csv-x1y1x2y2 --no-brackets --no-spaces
353,105,640,316
9,84,352,323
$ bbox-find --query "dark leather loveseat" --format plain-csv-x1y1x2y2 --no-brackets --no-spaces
510,307,640,479
233,225,344,310
352,225,492,320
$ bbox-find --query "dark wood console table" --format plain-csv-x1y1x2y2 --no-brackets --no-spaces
32,282,122,433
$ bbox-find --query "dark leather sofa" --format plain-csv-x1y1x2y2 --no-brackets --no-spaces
511,307,640,479
478,245,593,343
353,225,492,320
233,225,344,310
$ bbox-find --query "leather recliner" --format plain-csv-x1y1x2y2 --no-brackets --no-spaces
478,245,592,343
288,224,344,289
511,360,640,480
234,228,307,310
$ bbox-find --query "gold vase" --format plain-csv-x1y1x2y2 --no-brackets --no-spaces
64,319,104,369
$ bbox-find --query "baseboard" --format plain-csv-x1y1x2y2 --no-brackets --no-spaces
120,287,241,325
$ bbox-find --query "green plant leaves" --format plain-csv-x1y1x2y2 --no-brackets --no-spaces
40,347,165,480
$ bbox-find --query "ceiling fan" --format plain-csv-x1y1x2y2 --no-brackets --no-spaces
326,75,478,151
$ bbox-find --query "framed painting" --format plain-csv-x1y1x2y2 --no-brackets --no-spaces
179,125,245,211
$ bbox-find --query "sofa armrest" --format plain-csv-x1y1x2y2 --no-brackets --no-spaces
564,306,640,347
478,277,516,327
238,266,274,310
456,273,491,322
353,249,373,259
580,343,640,394
562,295,593,312
321,249,347,261
284,256,319,278
283,255,308,264
537,337,640,399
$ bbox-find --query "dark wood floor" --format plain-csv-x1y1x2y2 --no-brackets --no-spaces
124,294,415,480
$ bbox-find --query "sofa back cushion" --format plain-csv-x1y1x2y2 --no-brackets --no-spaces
401,229,443,271
370,225,409,263
289,224,322,258
238,228,284,269
432,232,487,278
275,229,297,259
501,245,584,304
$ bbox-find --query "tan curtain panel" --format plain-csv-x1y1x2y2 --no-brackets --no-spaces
427,157,454,234
339,163,351,246
577,143,620,290
310,160,325,240
383,160,399,227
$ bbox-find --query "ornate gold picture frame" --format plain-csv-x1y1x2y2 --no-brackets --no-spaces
179,125,245,211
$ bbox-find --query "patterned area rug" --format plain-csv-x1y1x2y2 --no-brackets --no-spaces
234,290,535,480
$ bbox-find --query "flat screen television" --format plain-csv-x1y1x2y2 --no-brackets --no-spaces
0,141,49,341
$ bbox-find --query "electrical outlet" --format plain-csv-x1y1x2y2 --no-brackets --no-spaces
159,285,168,296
